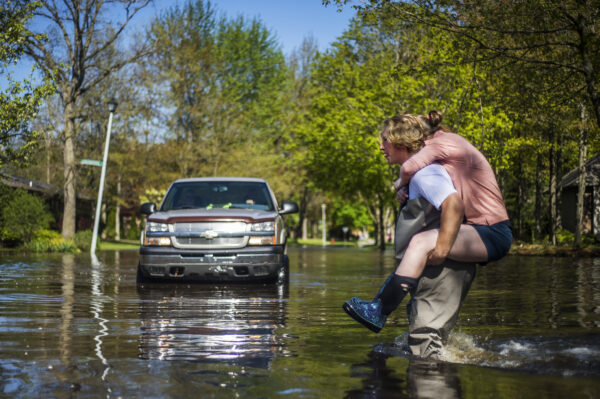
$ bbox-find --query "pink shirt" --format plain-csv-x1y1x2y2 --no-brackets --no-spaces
401,131,509,225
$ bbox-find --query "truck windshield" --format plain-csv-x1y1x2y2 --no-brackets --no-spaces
160,181,275,212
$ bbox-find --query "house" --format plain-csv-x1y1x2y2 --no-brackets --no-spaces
560,153,600,239
0,173,95,231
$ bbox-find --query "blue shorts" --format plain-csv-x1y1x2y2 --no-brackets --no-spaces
473,221,513,262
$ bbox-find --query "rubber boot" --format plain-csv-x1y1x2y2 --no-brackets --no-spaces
378,274,418,315
343,274,417,333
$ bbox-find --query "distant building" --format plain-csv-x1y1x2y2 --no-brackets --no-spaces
0,173,94,231
560,153,600,239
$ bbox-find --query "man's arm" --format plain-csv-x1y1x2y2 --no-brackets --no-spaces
427,193,464,265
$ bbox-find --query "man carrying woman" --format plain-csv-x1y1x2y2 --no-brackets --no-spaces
343,111,512,357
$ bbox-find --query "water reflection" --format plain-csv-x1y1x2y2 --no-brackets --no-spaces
137,282,289,368
90,258,110,382
344,350,408,399
344,349,463,399
59,254,75,366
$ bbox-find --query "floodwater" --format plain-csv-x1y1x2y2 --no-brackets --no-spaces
1,247,599,399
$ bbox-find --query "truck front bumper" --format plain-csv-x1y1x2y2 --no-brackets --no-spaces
138,245,285,282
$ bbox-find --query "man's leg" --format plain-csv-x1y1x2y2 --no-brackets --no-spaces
406,261,476,359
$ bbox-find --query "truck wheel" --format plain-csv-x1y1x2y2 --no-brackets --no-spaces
136,263,152,284
277,255,290,285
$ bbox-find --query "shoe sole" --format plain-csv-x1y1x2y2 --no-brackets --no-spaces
342,302,382,333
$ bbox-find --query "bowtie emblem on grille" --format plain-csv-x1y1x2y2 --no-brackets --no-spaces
200,230,219,239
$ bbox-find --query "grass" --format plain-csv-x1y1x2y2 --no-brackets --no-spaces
98,239,140,250
292,238,356,247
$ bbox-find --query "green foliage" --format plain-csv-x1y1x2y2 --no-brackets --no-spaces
26,229,79,252
104,208,117,240
140,188,167,206
5,0,600,246
127,214,140,240
0,0,55,167
330,198,372,230
146,0,289,178
1,189,53,243
556,229,574,246
73,230,93,252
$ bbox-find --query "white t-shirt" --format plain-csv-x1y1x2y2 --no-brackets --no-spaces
408,163,457,210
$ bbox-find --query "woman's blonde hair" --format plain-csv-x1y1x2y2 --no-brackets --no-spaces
381,110,446,153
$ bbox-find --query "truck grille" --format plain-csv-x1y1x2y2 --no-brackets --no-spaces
172,221,247,248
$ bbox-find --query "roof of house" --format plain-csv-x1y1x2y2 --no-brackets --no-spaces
0,172,94,201
561,153,600,188
0,173,60,196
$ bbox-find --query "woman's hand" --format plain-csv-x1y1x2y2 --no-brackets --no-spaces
396,186,409,205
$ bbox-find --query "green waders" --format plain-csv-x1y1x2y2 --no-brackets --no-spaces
394,197,476,359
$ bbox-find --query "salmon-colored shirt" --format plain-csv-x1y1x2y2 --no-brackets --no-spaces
401,131,509,225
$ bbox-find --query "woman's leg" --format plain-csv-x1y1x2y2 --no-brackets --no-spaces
394,224,487,278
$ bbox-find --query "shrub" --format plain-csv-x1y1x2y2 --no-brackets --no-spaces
26,229,79,253
73,230,93,252
556,229,574,246
127,214,140,240
2,190,53,243
104,208,117,240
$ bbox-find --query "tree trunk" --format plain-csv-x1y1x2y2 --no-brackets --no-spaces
302,218,307,240
549,128,558,245
575,104,589,247
116,174,122,241
294,186,309,242
534,150,543,240
61,101,77,239
516,152,523,240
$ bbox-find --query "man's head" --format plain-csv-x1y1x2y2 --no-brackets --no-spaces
379,113,429,165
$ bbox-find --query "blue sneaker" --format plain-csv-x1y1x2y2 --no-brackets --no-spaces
343,296,387,333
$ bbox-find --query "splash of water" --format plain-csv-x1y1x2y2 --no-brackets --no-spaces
382,331,600,377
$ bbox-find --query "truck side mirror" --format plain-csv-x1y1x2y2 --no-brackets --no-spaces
279,201,299,215
140,202,156,215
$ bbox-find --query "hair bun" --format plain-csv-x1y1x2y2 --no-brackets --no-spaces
427,110,443,127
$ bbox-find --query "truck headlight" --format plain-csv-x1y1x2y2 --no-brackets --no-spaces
145,236,172,246
251,221,273,232
148,222,169,232
144,222,172,246
249,221,275,245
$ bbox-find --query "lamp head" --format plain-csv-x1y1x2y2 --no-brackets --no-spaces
107,99,118,113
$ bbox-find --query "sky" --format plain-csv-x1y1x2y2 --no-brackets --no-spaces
2,1,356,88
138,0,357,55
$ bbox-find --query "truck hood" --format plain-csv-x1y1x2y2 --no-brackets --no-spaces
147,208,277,223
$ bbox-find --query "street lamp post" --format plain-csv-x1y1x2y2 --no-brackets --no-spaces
321,203,326,246
91,99,118,254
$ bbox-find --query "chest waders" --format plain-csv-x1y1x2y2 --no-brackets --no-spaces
343,197,476,358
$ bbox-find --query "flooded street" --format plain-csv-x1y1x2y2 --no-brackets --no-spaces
1,247,599,398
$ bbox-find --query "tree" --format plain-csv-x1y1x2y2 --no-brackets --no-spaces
300,8,504,248
145,0,289,179
0,0,54,167
325,0,600,243
24,0,150,238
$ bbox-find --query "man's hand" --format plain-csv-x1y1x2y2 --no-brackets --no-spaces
426,247,448,265
427,193,464,265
